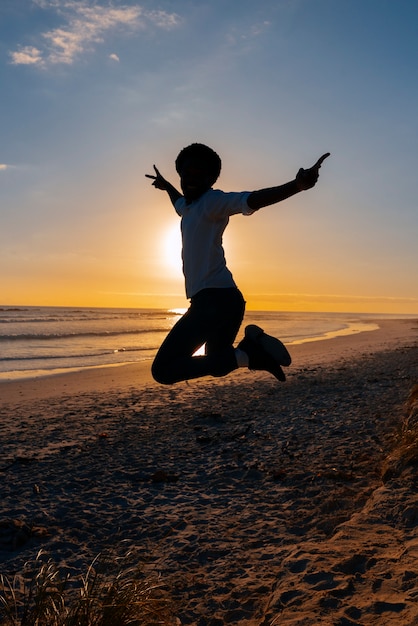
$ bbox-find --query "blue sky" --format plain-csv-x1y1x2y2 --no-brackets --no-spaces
1,0,417,313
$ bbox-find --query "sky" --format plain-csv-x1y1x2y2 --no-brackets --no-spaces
1,0,417,314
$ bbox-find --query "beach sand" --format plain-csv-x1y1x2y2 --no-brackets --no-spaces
1,318,417,625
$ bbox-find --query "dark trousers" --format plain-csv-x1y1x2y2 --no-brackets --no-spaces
152,287,245,384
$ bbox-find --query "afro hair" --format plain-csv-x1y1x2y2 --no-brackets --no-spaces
175,143,222,186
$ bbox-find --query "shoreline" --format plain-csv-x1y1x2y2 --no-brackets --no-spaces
1,314,415,386
0,317,417,624
0,318,382,385
0,318,416,404
0,318,380,383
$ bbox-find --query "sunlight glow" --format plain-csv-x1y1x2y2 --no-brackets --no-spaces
169,307,187,315
162,223,183,278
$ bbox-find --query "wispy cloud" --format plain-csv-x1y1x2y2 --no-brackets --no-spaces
9,0,180,68
226,20,271,47
9,46,43,65
0,164,10,171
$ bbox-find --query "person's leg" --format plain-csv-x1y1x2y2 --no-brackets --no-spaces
151,288,245,384
204,288,245,358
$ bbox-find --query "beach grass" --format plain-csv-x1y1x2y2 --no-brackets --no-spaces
0,551,175,626
382,383,418,481
400,384,418,460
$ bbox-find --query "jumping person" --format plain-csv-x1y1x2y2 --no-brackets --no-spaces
146,143,329,385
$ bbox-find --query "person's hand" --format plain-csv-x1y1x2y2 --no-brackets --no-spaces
145,165,169,190
296,152,330,191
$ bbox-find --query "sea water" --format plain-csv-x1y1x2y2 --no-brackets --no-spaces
0,305,395,381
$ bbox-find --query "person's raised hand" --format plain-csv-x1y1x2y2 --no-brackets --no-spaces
145,165,169,190
296,152,330,190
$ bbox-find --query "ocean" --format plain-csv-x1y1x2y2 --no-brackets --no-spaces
0,306,393,381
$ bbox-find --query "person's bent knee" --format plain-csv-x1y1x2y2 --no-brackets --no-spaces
151,359,177,385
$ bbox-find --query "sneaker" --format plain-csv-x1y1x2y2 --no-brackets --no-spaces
238,324,291,382
245,325,292,366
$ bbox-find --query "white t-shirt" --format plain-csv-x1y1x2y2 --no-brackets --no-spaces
174,189,254,299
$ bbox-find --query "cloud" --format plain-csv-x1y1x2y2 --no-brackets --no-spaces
146,9,181,30
109,53,119,62
9,46,43,65
225,20,271,47
0,164,9,171
9,1,180,68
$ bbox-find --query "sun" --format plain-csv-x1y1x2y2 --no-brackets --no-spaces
161,222,183,277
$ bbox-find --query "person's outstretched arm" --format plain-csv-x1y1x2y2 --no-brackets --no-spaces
247,153,330,211
145,165,182,207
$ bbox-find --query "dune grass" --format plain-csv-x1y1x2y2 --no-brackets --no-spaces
0,551,176,625
382,383,418,481
398,384,418,463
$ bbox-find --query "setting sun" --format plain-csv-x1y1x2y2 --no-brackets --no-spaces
161,222,183,278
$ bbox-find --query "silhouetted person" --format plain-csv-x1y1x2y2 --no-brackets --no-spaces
146,143,329,385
